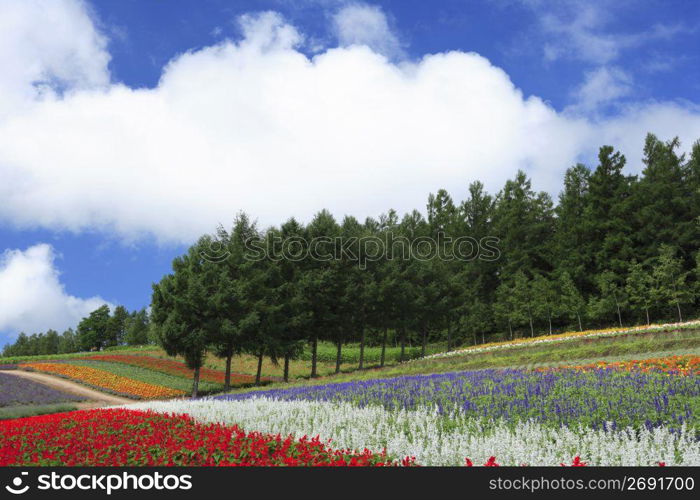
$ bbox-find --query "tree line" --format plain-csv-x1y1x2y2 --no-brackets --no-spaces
150,133,700,396
2,306,150,357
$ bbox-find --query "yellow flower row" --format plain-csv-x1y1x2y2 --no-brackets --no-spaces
21,362,184,399
422,320,700,361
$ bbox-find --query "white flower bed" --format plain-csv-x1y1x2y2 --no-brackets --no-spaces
123,398,700,466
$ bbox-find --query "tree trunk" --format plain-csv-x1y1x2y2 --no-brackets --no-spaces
283,353,290,383
446,323,452,351
508,319,513,340
380,327,388,367
473,332,477,345
399,328,406,362
548,311,552,335
576,312,582,332
255,349,264,386
311,336,318,378
528,313,534,337
191,366,200,398
224,354,232,391
676,302,683,322
421,329,428,358
614,294,622,327
482,332,485,344
358,328,366,370
335,340,342,374
645,308,650,326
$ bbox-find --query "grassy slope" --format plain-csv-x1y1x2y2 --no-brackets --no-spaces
2,325,698,399
224,327,700,395
0,404,79,420
0,343,429,380
64,360,221,394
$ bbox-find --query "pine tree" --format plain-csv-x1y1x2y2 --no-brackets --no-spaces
557,271,585,331
588,271,627,327
124,309,150,345
77,305,111,351
585,146,636,280
531,274,556,335
653,245,692,322
151,237,221,397
555,164,592,293
625,261,655,325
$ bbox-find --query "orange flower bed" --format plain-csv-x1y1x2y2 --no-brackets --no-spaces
84,354,262,385
20,362,184,399
546,355,700,376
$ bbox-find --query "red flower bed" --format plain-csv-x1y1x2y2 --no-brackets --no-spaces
83,354,264,385
0,409,397,466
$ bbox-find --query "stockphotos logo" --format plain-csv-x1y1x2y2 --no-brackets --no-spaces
4,471,192,496
5,472,29,495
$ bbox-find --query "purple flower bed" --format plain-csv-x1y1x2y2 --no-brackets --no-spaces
0,372,86,406
0,364,17,370
216,368,700,434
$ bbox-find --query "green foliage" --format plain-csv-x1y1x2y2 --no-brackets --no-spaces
77,304,112,351
653,244,693,321
124,309,150,346
65,360,221,393
0,404,79,421
625,261,655,325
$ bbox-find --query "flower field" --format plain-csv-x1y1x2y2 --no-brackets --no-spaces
1,361,698,465
19,363,184,399
421,320,700,361
217,368,700,432
551,355,700,376
82,354,261,386
128,398,697,466
122,366,700,466
0,409,397,466
0,372,86,407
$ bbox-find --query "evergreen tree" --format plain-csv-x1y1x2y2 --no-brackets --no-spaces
585,146,636,280
77,305,111,351
493,171,555,279
531,274,557,335
557,272,585,331
106,305,129,347
653,245,692,322
588,271,627,327
633,135,698,264
58,328,77,354
151,237,221,397
555,164,592,292
124,309,150,345
625,261,655,325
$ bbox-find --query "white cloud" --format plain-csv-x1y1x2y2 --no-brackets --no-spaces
527,0,686,64
0,3,699,245
568,66,633,113
0,244,112,336
332,3,403,59
0,0,110,119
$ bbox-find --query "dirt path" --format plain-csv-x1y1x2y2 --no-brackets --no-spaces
0,369,132,406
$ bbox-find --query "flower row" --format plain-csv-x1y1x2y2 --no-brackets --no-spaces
126,398,700,466
547,355,700,376
0,372,85,406
217,368,700,432
19,363,183,399
83,354,262,385
0,409,397,466
419,320,700,361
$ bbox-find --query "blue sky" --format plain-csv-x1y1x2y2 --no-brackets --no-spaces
1,0,699,344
